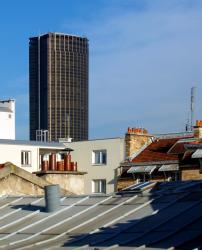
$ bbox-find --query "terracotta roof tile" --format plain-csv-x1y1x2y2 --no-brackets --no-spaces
168,139,202,155
131,138,180,163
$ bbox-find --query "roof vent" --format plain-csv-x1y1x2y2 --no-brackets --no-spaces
44,184,60,212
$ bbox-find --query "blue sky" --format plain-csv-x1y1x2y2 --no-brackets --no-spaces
0,0,202,139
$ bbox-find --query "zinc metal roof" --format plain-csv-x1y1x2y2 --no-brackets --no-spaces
0,180,202,249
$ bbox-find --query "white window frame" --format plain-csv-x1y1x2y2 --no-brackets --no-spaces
92,150,107,165
21,151,32,167
92,179,106,194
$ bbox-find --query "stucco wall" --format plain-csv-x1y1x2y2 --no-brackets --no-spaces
65,138,125,194
39,173,85,195
0,174,44,196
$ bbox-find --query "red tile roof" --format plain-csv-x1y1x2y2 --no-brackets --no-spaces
168,139,202,155
168,142,187,154
131,138,180,163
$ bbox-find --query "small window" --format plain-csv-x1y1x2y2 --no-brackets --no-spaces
8,114,12,119
92,179,106,194
92,150,107,165
21,151,31,166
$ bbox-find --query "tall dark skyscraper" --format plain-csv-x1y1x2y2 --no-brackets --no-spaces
29,32,88,141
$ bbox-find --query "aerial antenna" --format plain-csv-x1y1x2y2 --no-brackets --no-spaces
191,87,196,130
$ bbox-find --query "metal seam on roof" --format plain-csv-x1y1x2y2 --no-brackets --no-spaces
122,199,202,245
33,195,138,247
17,196,113,246
0,197,23,210
1,196,89,242
0,197,43,222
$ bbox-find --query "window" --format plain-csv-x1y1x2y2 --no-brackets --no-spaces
92,150,107,165
92,179,106,194
21,151,31,166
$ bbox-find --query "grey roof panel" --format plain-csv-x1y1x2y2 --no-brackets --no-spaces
0,182,202,249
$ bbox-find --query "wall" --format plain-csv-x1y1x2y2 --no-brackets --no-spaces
0,100,15,140
125,131,153,157
181,167,202,180
0,144,39,173
117,178,135,191
39,173,85,195
65,138,125,194
0,174,44,196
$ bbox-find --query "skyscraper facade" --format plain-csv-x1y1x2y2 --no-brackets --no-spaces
29,33,88,141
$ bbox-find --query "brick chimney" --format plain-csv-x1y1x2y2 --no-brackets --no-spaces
125,127,154,157
193,120,202,138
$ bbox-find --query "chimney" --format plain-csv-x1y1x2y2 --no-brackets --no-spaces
193,120,202,138
44,184,60,212
125,127,153,157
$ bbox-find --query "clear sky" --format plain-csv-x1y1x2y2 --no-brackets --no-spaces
0,0,202,139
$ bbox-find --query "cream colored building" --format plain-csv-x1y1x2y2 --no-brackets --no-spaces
0,140,65,173
0,99,15,140
0,138,125,195
65,137,125,194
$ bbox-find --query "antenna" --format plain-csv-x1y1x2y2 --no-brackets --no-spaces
191,87,196,129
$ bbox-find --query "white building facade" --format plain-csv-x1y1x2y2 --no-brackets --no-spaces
0,140,65,173
65,137,125,194
0,138,125,195
0,99,15,140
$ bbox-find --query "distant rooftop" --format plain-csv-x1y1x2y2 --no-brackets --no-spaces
30,32,88,40
0,99,15,103
0,139,65,148
64,137,124,144
154,131,193,139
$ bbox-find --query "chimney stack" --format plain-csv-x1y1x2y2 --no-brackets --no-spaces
193,120,202,138
125,127,153,157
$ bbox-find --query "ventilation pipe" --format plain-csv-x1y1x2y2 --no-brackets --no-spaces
44,184,60,212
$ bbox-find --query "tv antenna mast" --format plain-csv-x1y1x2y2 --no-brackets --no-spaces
191,86,196,130
185,87,196,132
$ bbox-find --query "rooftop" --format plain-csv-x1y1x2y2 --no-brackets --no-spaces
0,139,65,148
0,180,201,249
30,32,88,40
131,137,180,164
